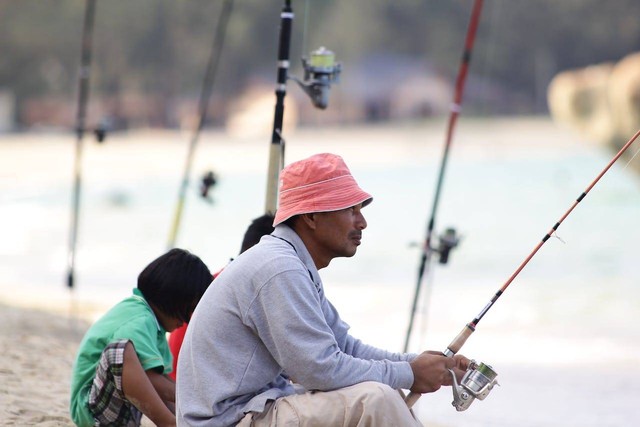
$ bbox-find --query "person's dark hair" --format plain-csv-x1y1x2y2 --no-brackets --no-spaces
282,215,299,229
137,248,211,323
239,214,275,254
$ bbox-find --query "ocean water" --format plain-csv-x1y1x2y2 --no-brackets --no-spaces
1,118,639,426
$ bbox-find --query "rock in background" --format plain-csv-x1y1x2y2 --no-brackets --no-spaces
547,52,640,174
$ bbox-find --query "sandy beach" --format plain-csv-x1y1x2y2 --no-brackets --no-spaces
0,303,88,426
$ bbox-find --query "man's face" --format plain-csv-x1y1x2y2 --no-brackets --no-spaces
312,202,368,261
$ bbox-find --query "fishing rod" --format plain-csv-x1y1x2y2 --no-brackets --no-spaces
167,0,234,249
264,0,293,215
405,128,640,410
67,0,97,290
404,0,484,352
264,0,342,214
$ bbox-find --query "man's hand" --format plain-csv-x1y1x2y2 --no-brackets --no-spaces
409,351,457,393
442,354,471,386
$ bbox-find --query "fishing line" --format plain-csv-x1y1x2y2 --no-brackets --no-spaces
621,144,640,171
416,262,437,351
167,0,234,249
405,128,640,409
552,232,566,244
301,0,310,59
404,0,484,353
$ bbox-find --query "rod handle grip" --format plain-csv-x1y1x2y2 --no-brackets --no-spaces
264,143,282,215
445,323,475,356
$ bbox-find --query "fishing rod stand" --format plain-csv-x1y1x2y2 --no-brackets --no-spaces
449,360,498,411
290,46,341,110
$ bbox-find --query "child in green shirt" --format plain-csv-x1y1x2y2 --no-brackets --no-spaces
70,248,211,427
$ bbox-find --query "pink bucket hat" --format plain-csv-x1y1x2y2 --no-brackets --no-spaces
273,153,373,226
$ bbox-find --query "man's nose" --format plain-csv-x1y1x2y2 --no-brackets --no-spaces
356,211,367,230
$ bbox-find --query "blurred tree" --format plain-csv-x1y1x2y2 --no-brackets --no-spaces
0,0,639,127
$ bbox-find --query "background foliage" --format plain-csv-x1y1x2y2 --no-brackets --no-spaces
0,0,639,127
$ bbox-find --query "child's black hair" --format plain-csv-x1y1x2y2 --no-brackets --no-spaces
137,248,211,323
239,214,275,254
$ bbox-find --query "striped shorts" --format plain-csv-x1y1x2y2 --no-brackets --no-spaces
88,339,142,427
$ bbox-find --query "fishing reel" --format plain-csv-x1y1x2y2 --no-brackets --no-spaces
290,46,342,109
75,122,108,143
434,227,460,264
199,170,218,202
450,360,498,411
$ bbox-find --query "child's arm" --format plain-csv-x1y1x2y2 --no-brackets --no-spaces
122,342,176,426
147,370,177,408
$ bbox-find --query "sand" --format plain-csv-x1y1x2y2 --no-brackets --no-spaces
0,303,88,426
0,302,162,426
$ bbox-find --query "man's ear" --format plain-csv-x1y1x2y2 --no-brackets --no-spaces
300,212,318,230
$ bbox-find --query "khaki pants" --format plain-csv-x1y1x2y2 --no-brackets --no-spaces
237,382,422,427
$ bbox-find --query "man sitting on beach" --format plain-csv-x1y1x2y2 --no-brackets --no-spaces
168,214,275,381
176,153,469,426
70,248,212,427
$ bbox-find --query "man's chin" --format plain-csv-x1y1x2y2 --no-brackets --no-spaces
344,247,358,258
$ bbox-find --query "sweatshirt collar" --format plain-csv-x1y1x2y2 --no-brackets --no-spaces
272,224,322,286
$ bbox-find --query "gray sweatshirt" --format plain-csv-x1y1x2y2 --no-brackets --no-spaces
176,225,416,427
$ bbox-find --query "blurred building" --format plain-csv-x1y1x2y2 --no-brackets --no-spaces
226,53,453,130
0,89,16,132
16,54,457,132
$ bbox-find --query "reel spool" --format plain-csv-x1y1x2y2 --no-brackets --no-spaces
450,361,499,411
291,46,342,109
